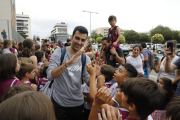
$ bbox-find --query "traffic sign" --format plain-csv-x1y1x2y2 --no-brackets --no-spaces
89,36,93,41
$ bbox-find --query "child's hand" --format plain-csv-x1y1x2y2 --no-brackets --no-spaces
114,89,123,107
98,105,118,120
113,42,117,46
86,62,96,76
138,71,143,77
34,69,39,76
93,86,112,106
95,57,104,76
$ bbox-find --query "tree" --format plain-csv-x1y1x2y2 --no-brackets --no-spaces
138,33,150,43
172,30,180,43
151,34,164,43
96,37,103,44
150,25,173,42
98,33,103,37
91,30,99,40
19,33,26,39
120,35,125,43
178,31,180,38
123,30,139,44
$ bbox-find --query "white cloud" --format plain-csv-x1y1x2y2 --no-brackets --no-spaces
16,0,180,39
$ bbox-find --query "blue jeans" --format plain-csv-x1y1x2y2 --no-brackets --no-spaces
143,68,148,78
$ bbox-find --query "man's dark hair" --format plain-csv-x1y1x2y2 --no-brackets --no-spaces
46,50,50,55
57,40,62,44
72,26,88,36
166,96,180,120
122,63,138,77
67,39,71,43
44,39,48,43
141,43,146,48
102,37,112,43
64,43,70,47
121,77,164,120
100,65,115,82
108,15,117,22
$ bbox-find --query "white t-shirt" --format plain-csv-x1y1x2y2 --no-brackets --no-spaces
37,41,41,48
126,54,144,75
158,56,179,80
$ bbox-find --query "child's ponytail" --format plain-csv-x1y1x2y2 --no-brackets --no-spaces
22,47,31,57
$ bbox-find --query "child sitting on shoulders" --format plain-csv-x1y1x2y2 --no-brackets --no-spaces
108,15,121,49
38,62,50,92
19,63,38,91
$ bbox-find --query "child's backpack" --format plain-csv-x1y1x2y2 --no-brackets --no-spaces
42,47,86,99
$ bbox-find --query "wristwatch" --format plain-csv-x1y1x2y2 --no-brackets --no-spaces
113,53,117,57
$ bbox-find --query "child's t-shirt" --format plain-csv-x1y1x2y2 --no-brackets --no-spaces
23,81,34,87
0,77,22,98
38,62,44,70
38,78,48,92
103,82,112,88
118,108,153,120
109,82,118,97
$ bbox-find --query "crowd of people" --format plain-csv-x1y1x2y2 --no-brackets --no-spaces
0,15,180,120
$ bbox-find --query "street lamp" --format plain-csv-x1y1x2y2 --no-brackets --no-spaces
83,10,98,36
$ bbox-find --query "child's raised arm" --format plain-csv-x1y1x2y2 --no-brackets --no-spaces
88,86,112,120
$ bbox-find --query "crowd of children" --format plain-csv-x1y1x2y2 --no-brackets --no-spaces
0,15,180,120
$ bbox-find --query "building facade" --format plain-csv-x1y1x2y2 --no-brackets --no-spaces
16,13,32,38
95,27,128,36
51,22,68,34
0,0,24,42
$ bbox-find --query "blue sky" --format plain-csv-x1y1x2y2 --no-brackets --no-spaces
16,0,180,39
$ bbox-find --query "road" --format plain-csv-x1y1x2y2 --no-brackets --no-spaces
128,50,163,82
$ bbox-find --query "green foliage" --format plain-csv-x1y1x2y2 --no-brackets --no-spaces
91,30,99,40
179,31,180,38
120,35,125,43
123,30,139,44
98,33,103,37
139,33,150,43
151,34,164,43
19,33,26,39
96,37,103,44
150,25,173,42
171,30,180,43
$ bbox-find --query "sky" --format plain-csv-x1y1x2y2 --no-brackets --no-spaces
16,0,180,39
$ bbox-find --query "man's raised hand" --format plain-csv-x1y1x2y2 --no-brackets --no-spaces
66,50,84,66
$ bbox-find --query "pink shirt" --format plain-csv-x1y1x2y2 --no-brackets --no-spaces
0,77,23,98
38,78,48,91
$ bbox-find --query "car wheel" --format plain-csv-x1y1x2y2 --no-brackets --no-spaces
157,50,161,54
177,51,180,56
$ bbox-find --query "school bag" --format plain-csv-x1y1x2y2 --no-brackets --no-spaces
42,47,86,99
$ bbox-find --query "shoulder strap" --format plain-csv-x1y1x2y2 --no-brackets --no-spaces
49,47,66,88
161,56,165,62
60,47,66,65
81,53,86,84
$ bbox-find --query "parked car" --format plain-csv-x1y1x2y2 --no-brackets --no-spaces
157,44,180,55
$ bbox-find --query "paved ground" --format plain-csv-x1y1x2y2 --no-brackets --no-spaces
128,50,163,82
